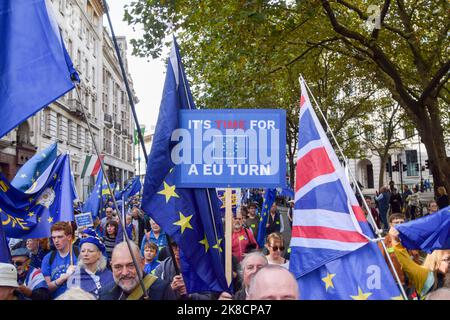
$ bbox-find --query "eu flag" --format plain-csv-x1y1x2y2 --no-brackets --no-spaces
82,169,104,219
120,177,141,201
396,206,450,253
0,220,10,263
0,0,78,138
11,143,58,192
142,37,228,294
256,188,276,247
0,154,76,238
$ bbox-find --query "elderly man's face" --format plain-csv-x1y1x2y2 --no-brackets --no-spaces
242,255,266,287
111,247,143,293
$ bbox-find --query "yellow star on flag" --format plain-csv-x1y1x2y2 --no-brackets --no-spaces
173,212,193,234
321,273,336,291
199,235,210,252
47,217,53,223
28,197,34,203
158,181,179,203
213,238,223,252
350,287,372,300
28,212,34,218
38,217,41,223
53,174,58,180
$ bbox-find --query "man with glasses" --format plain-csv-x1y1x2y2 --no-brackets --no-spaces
426,201,439,215
100,207,115,235
10,247,50,300
41,222,78,299
219,252,268,300
99,241,176,300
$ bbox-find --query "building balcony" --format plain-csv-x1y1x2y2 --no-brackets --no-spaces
114,122,121,132
68,99,84,117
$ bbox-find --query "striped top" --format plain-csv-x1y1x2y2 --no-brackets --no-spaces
103,235,116,261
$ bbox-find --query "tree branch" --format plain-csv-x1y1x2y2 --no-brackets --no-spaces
419,60,450,103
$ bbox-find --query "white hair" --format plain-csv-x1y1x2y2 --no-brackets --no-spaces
77,247,107,272
55,287,96,300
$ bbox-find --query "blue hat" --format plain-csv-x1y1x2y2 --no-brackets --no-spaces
79,236,106,256
81,228,97,238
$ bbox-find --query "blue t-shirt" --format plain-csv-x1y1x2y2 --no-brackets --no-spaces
144,260,160,274
41,250,78,298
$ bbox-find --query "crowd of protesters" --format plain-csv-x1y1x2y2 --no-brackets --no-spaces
1,184,449,300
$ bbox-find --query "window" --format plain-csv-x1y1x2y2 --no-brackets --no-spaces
127,144,132,163
122,140,126,160
404,126,415,139
103,128,112,154
68,39,73,58
77,50,81,70
44,109,52,135
405,150,418,177
84,58,89,79
77,125,82,145
114,134,120,157
57,114,63,140
92,66,96,86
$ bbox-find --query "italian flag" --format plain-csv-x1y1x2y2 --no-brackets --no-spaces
81,154,104,179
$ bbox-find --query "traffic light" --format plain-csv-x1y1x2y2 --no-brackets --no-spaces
393,161,399,172
415,163,419,171
425,159,429,169
421,165,426,171
403,164,407,171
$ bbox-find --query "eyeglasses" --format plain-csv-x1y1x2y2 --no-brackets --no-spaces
269,245,285,251
13,261,25,267
111,262,136,272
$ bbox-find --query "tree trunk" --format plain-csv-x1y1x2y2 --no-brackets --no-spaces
378,153,389,190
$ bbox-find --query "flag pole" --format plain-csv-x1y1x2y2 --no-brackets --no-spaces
300,76,408,300
73,84,149,300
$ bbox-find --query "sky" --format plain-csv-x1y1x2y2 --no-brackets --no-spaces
105,1,166,133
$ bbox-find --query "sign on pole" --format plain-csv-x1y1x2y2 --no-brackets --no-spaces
172,109,286,188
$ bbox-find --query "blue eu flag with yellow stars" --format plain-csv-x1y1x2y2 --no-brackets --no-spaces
0,154,76,239
82,169,104,219
0,220,10,263
142,36,228,294
11,142,58,192
0,0,79,139
256,188,276,247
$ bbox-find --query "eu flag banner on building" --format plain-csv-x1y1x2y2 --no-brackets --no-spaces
256,188,277,247
142,37,228,294
0,0,78,138
289,79,401,299
82,169,104,219
11,143,58,192
0,154,76,239
396,206,450,253
174,109,286,188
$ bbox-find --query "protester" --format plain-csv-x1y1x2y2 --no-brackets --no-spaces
240,206,249,225
99,242,176,300
140,218,168,256
287,200,294,228
375,186,391,230
426,200,439,215
232,212,258,263
100,207,114,234
125,213,136,241
378,214,419,298
219,252,268,300
67,236,113,299
265,233,289,269
131,207,146,246
103,220,118,262
363,196,381,230
389,227,450,298
0,263,24,300
246,264,299,300
41,222,79,299
436,186,449,210
11,247,50,300
389,188,403,214
26,238,50,269
245,203,260,237
154,240,216,300
266,203,282,236
143,242,160,274
402,185,413,213
406,187,421,220
55,287,96,300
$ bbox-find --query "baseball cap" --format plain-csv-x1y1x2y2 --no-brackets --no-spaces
10,247,30,258
0,263,19,288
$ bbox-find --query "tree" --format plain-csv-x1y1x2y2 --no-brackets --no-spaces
318,0,450,194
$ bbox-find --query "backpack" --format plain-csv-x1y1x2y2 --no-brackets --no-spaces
49,246,79,266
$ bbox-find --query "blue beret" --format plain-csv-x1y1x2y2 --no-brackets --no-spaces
81,228,98,238
79,236,106,256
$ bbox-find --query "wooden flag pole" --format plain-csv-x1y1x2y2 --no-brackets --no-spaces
225,188,233,287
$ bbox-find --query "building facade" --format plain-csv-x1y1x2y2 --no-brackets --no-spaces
0,0,136,200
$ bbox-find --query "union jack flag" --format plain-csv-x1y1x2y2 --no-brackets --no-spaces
290,79,372,277
289,79,402,300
